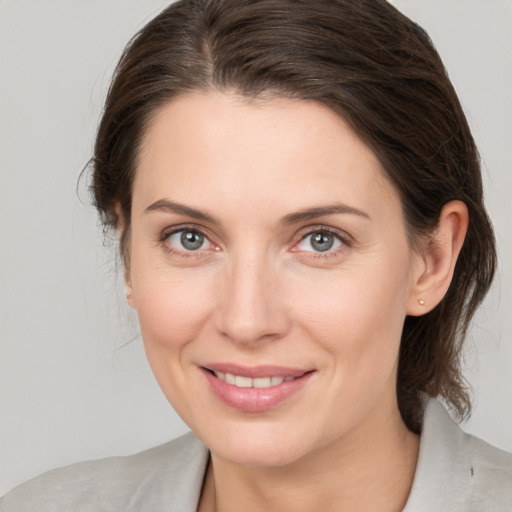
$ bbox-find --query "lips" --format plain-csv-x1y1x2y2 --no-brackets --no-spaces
201,364,314,412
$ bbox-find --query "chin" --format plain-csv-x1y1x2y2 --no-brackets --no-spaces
196,419,322,467
216,439,308,467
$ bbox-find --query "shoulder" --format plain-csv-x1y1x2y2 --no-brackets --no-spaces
0,432,209,512
404,398,512,512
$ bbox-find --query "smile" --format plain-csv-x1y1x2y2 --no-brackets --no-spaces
202,365,314,412
213,371,295,388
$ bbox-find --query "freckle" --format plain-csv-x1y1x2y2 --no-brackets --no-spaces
470,466,474,477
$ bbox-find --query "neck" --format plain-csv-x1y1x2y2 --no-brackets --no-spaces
198,393,419,512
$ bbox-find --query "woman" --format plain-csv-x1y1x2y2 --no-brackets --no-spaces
1,0,511,510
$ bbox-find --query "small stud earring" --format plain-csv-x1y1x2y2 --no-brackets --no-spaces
418,299,425,306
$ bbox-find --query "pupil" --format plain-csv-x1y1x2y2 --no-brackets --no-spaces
311,232,333,252
181,231,204,250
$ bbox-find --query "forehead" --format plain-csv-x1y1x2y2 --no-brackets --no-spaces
133,90,400,221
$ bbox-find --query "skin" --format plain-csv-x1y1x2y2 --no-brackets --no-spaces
124,91,468,511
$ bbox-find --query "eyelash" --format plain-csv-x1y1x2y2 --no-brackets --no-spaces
159,225,216,259
294,227,352,260
159,225,352,260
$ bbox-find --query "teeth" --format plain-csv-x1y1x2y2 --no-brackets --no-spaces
214,372,294,388
253,377,271,388
235,375,252,388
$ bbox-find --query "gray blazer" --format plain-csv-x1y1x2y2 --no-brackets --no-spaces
1,399,511,511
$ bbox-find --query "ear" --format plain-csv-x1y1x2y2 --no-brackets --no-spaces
114,202,136,310
406,200,468,316
124,266,136,310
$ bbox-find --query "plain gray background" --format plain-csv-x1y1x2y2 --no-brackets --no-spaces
1,0,511,495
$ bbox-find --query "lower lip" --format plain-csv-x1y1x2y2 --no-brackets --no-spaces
202,369,314,412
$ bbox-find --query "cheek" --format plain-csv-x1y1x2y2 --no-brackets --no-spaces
291,251,411,374
129,265,218,417
129,256,216,354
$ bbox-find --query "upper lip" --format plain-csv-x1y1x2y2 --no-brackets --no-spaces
203,363,312,379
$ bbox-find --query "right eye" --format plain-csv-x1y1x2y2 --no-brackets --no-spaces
166,229,212,252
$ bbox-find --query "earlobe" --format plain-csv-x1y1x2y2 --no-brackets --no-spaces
115,201,136,310
406,200,468,316
125,271,136,309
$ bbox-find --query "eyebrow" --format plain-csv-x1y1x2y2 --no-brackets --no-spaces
144,199,220,224
144,199,370,225
278,204,371,226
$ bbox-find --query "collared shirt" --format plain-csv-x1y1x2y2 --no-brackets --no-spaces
1,398,511,511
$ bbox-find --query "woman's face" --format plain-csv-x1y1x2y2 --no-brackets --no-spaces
127,91,422,466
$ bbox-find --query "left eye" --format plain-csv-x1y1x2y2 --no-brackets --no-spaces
297,231,343,253
167,229,210,251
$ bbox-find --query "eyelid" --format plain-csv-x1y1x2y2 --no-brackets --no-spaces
290,225,353,257
160,223,210,240
295,225,352,245
160,224,220,255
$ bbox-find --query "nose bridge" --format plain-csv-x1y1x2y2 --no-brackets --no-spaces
215,245,287,344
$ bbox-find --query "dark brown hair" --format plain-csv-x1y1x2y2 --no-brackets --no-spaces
91,0,496,432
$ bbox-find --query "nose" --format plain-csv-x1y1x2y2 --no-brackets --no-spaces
214,250,290,346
